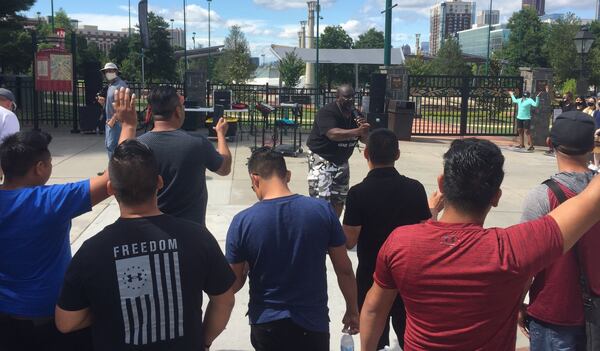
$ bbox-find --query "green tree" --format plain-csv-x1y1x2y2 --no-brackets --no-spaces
319,25,353,89
353,28,384,87
278,51,304,88
430,38,471,76
500,8,547,74
405,56,432,76
213,25,255,84
586,21,600,87
0,0,35,74
111,13,177,82
543,13,580,86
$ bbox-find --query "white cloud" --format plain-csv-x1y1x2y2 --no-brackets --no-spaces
252,0,336,11
224,19,273,36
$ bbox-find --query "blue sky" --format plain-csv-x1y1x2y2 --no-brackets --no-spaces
25,0,594,62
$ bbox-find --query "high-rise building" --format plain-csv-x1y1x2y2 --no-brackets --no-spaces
421,41,430,55
430,0,475,56
522,0,545,16
457,24,510,57
476,10,500,27
402,44,412,56
596,0,600,21
167,28,185,48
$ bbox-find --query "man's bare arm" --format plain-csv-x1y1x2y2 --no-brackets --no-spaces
214,118,232,176
229,262,249,293
329,245,359,334
88,87,138,206
202,289,235,348
360,283,397,351
55,306,93,333
342,225,361,250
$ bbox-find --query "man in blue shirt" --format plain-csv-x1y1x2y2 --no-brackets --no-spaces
226,147,359,351
0,87,138,350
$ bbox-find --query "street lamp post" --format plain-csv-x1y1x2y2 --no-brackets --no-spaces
170,19,174,47
485,0,493,75
183,0,188,72
128,0,132,37
315,0,320,108
207,0,212,80
574,26,595,97
192,32,196,49
51,0,55,31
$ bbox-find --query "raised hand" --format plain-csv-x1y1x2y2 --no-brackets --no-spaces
214,117,229,137
112,87,137,127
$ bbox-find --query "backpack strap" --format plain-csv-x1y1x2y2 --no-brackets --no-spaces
542,178,568,204
542,178,595,300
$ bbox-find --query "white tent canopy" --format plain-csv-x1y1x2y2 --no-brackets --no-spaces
270,45,405,65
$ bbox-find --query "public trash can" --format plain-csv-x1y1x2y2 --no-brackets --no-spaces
387,100,415,141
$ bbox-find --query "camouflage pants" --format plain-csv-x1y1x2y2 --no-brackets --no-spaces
307,152,350,205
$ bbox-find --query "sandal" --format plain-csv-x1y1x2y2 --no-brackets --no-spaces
528,145,535,151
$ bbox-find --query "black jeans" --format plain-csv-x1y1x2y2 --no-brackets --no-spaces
0,313,92,351
358,268,406,350
250,318,329,351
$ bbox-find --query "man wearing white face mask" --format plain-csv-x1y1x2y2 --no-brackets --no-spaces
0,88,20,143
97,63,128,163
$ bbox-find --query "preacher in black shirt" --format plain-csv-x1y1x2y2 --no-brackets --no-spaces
55,140,235,351
342,129,437,350
306,84,370,216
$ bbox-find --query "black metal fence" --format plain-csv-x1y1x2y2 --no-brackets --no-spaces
408,75,524,136
2,74,522,136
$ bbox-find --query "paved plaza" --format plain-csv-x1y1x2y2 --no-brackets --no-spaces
42,126,554,350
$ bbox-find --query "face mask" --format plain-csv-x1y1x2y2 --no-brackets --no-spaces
11,102,17,112
577,101,584,106
105,72,117,81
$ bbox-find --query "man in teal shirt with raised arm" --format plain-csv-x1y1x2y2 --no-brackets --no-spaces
510,90,540,151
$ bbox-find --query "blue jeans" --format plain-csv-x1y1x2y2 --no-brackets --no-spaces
530,318,586,351
105,122,121,160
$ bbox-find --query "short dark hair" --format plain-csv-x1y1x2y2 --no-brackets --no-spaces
443,138,505,215
147,85,180,120
108,140,160,206
247,147,287,179
0,131,52,179
367,129,399,165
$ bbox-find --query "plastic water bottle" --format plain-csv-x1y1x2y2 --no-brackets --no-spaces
341,332,354,351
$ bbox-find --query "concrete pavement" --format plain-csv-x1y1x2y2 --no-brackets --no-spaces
41,127,555,350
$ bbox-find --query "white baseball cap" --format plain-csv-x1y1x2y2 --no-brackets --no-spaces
100,62,119,72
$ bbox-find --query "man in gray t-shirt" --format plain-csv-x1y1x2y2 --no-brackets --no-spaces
98,63,128,160
138,86,232,226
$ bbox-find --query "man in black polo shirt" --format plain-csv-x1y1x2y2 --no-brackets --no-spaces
342,129,442,349
307,84,370,217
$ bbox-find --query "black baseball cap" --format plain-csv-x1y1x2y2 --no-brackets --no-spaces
550,111,595,155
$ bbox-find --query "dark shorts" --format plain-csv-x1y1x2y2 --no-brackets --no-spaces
517,119,531,130
307,152,350,204
250,318,329,351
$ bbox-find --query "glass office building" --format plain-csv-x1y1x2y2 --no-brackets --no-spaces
457,24,510,58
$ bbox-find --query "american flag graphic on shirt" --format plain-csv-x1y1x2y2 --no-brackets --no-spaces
115,248,184,345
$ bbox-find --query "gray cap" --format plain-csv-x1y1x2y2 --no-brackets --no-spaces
0,88,15,102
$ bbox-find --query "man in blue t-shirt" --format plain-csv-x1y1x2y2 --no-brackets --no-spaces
226,147,359,351
0,87,138,351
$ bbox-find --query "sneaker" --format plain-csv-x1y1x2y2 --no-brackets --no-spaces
588,164,598,171
97,171,105,176
514,145,525,149
528,145,535,151
544,150,555,157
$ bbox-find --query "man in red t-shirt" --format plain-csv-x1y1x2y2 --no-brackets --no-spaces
360,138,600,351
520,111,600,350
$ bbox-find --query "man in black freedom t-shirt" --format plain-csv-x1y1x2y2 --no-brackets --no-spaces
55,140,235,351
306,84,370,217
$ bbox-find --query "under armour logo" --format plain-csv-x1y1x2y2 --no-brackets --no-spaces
441,234,458,247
